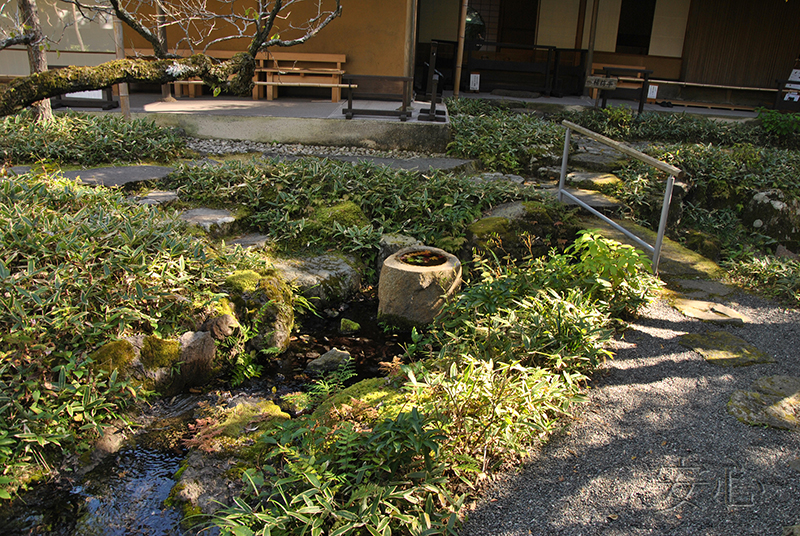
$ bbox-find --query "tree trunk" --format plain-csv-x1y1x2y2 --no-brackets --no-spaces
17,0,52,121
0,54,256,117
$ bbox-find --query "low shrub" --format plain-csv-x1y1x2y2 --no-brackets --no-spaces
0,111,186,165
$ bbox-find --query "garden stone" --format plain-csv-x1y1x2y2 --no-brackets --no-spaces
61,165,174,187
566,171,621,190
378,245,461,327
176,331,217,390
569,147,628,173
742,189,800,250
199,314,239,340
728,376,800,430
465,200,581,260
129,190,178,206
307,348,351,374
670,278,734,298
562,188,625,210
271,253,361,308
225,270,294,353
784,526,800,536
378,233,422,271
673,298,750,324
180,208,237,236
678,331,774,367
339,318,361,334
227,233,272,250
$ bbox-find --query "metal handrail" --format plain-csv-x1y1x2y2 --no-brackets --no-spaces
558,120,683,274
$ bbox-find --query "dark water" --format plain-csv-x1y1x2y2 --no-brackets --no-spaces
0,447,183,535
0,297,408,534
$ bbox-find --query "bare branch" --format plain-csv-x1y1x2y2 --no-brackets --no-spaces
0,31,34,49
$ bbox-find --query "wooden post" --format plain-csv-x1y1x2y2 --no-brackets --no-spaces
583,0,600,96
113,17,131,120
453,0,469,97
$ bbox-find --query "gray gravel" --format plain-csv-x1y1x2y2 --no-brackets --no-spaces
184,137,443,160
460,291,800,536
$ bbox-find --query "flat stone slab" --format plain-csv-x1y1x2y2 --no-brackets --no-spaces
728,376,800,430
567,171,621,190
227,234,272,250
180,208,236,235
130,190,178,206
563,188,624,209
673,298,749,324
679,331,775,367
671,278,735,298
61,165,174,187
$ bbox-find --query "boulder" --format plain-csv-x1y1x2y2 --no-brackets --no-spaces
225,270,294,353
272,253,361,309
199,314,239,340
307,348,351,374
742,189,800,250
464,200,581,260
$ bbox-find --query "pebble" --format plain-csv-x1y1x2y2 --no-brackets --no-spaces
185,137,444,160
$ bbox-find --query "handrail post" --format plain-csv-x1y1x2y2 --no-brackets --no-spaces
652,174,675,272
558,127,571,202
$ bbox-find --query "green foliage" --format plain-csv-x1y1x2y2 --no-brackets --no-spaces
307,359,357,407
210,409,462,536
757,108,800,138
162,158,540,254
0,170,237,476
723,254,800,306
551,107,799,149
446,111,565,172
0,111,186,165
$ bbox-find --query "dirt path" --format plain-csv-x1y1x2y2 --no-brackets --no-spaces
460,291,800,536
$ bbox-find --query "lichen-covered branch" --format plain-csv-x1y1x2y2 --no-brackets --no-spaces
0,54,256,116
0,32,35,50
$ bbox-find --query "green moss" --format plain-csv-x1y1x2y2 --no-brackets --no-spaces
339,318,361,334
140,335,181,370
89,339,136,375
312,377,406,422
220,400,290,437
313,201,369,228
225,270,262,294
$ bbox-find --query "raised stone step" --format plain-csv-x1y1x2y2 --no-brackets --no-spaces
180,208,237,236
130,190,178,206
62,165,175,187
562,188,625,210
567,171,621,191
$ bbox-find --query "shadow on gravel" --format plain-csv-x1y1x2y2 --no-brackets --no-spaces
459,300,800,536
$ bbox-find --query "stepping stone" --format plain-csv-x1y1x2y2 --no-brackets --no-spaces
670,278,735,298
784,526,800,536
679,331,775,367
7,165,32,175
728,376,800,430
227,234,272,250
180,208,236,236
673,298,749,324
562,188,624,209
566,171,621,190
61,165,174,187
130,190,178,206
569,150,627,173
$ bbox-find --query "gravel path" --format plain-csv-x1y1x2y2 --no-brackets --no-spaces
460,291,800,536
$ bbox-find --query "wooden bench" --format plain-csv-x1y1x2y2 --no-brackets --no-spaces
252,51,347,102
591,63,652,114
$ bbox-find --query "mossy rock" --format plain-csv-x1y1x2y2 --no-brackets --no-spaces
141,335,181,370
683,229,722,261
297,201,370,245
89,339,136,376
225,270,262,294
465,200,580,260
312,377,407,424
226,270,295,353
728,376,800,430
